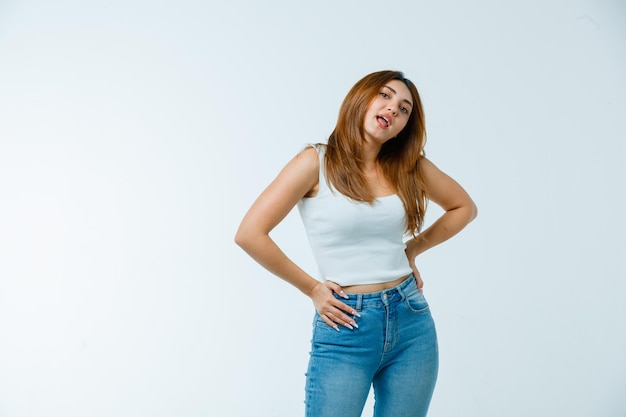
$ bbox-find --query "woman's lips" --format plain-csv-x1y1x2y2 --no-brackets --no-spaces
376,113,392,128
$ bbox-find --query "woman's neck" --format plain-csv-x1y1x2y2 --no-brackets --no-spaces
361,142,381,172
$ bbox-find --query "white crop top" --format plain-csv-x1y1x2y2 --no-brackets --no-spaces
297,145,413,286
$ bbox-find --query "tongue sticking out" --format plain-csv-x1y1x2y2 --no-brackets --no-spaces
377,116,389,128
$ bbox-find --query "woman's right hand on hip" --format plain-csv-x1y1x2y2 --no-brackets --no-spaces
310,281,360,331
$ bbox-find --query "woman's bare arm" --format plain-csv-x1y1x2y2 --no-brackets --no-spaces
235,147,358,331
405,158,478,287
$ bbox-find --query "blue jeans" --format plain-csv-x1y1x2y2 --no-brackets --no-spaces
304,275,438,417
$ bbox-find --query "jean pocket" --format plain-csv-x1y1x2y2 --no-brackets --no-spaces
313,312,337,331
404,289,430,313
313,311,359,333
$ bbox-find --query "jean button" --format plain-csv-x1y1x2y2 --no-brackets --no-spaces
382,293,387,301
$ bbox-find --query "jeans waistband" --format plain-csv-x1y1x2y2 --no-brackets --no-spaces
340,275,416,311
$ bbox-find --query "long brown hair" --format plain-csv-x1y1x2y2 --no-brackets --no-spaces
324,70,428,236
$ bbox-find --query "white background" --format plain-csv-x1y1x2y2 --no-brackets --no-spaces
1,1,625,416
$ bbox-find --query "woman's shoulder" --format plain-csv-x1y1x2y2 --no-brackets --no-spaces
293,144,324,198
297,145,321,165
279,145,320,184
302,142,326,154
296,143,327,167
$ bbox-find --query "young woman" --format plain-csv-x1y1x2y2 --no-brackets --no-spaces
235,70,477,417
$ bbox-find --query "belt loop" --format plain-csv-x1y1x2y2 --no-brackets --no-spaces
355,294,363,311
397,284,406,301
397,274,412,300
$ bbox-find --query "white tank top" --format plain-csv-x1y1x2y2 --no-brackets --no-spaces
297,145,413,286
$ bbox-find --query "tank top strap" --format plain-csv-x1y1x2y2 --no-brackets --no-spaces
312,144,331,194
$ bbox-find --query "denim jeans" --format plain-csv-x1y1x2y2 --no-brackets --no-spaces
304,275,438,417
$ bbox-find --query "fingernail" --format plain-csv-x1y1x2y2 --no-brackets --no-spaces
352,321,359,329
344,322,353,330
340,291,349,299
352,310,361,318
333,325,340,332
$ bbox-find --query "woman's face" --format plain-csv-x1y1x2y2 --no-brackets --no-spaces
362,79,413,145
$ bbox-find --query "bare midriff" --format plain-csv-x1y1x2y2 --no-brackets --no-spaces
341,274,412,295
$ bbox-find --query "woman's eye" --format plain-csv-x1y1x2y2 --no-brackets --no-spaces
400,106,409,114
379,92,389,98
